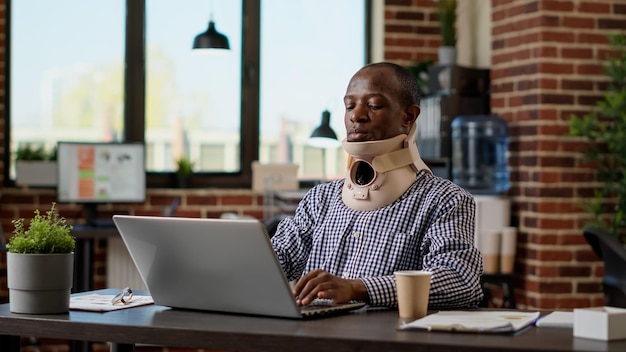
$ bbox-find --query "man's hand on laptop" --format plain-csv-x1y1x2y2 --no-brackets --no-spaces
293,269,368,306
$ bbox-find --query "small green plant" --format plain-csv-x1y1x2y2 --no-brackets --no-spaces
437,0,457,47
569,33,626,241
15,144,57,161
176,156,195,176
407,58,435,95
6,202,76,254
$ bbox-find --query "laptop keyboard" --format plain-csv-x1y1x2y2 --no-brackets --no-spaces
300,299,366,317
301,299,336,311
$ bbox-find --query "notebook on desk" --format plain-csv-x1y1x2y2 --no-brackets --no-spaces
112,215,366,319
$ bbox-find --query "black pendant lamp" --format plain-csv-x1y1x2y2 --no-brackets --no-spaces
193,15,230,50
309,110,340,148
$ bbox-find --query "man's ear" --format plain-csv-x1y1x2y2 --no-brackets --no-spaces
403,104,420,126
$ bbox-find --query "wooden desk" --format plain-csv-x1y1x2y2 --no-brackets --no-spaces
1,290,625,352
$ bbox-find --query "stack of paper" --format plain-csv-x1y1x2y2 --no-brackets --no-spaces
400,311,540,333
70,294,154,312
535,311,573,328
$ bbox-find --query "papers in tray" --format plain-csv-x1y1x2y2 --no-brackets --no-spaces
70,293,154,312
400,310,540,333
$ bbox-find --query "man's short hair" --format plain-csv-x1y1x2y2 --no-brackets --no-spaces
363,62,421,107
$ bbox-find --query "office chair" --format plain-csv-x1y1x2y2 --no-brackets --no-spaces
263,214,287,239
584,227,626,308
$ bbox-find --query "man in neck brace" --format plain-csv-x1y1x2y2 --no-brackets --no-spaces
271,62,484,309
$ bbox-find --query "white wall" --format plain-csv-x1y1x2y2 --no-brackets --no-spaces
457,0,492,68
370,0,385,63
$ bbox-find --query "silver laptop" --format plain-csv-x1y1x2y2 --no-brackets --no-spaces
112,215,366,319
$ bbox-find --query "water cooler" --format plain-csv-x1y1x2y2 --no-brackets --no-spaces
451,115,515,276
418,66,515,306
417,65,491,179
451,114,509,195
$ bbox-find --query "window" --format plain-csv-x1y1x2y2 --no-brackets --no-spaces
6,0,369,188
145,0,243,173
8,0,125,177
258,0,366,180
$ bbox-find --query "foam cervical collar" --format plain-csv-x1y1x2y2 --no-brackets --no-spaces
341,124,431,211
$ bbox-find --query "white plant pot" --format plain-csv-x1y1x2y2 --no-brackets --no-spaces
438,46,457,66
7,252,74,314
15,161,58,187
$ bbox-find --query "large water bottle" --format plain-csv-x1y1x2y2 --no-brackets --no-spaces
451,115,509,195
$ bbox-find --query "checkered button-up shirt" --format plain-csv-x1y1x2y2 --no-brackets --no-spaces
271,171,484,309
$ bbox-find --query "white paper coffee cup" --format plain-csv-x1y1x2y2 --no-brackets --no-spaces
500,227,517,273
480,230,501,273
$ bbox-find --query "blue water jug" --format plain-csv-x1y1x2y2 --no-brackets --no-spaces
451,115,509,195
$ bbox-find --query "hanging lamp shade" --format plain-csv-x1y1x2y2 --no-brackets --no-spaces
193,20,230,50
309,110,340,148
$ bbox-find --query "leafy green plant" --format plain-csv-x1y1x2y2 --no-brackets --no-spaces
569,33,626,241
407,58,435,95
437,0,457,47
6,202,76,254
15,144,57,161
176,156,195,176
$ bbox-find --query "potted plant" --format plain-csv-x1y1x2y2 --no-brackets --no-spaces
436,0,457,66
15,143,58,187
407,58,435,96
568,33,626,242
175,156,195,188
6,202,76,314
569,33,626,307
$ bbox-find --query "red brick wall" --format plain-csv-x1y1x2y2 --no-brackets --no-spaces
384,0,440,66
383,0,626,309
490,0,625,309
